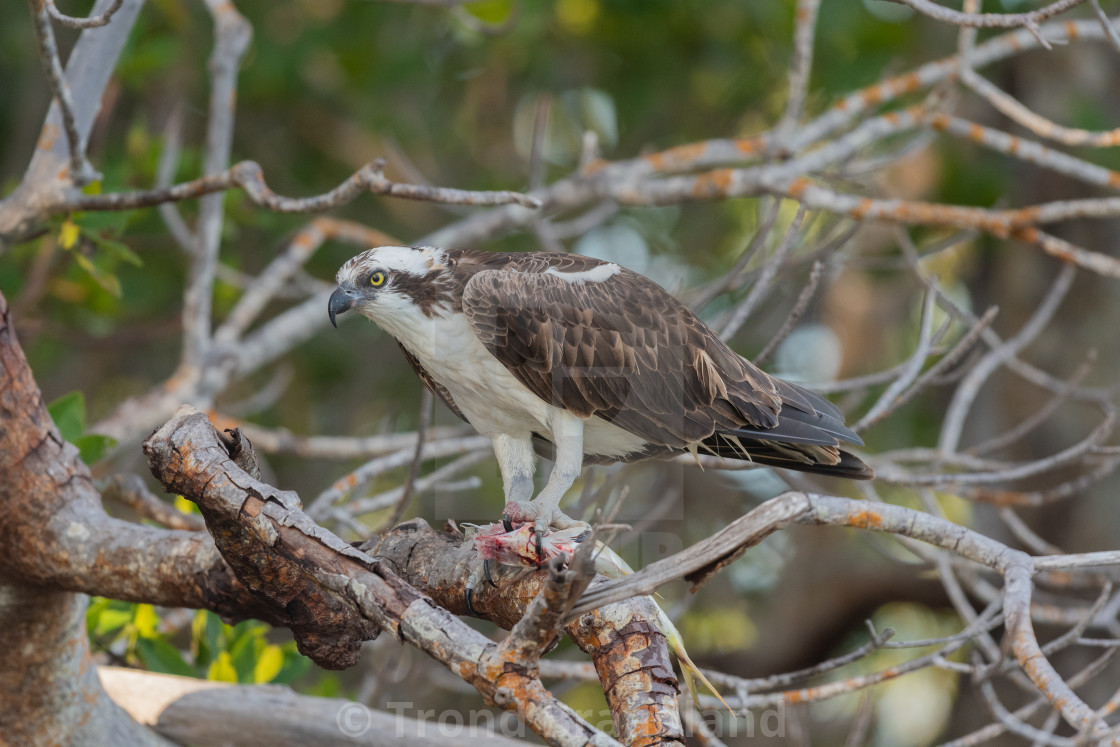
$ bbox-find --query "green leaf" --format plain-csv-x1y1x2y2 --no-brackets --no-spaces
174,495,201,515
253,644,285,683
207,651,238,683
48,391,86,443
87,598,137,640
59,218,80,249
93,608,134,638
76,209,131,234
463,0,513,23
87,232,143,267
306,672,342,698
228,622,266,681
73,253,123,298
136,637,196,677
273,645,311,685
192,610,223,669
75,433,116,464
133,603,160,639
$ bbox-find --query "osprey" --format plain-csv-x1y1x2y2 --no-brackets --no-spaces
329,246,872,534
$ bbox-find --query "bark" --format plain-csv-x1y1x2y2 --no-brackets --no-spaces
143,405,684,745
0,292,165,745
0,283,681,744
99,666,527,746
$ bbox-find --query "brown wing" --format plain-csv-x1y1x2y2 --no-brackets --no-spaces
397,342,468,423
461,256,792,449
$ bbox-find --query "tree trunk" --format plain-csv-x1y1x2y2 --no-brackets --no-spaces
0,292,164,745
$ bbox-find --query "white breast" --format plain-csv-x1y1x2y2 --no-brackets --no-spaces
379,310,648,459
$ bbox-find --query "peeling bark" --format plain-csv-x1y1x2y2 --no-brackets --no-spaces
0,287,682,744
0,292,165,744
143,405,684,745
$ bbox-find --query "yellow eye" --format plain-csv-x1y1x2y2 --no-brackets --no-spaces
369,271,387,287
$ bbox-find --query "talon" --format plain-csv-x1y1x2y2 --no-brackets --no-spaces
533,526,544,562
502,515,514,533
483,559,496,588
465,586,477,616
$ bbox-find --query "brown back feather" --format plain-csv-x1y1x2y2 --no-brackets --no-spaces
460,252,784,449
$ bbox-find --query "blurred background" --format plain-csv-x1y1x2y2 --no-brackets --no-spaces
3,1,1120,744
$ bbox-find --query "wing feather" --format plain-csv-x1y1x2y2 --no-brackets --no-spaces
461,256,788,449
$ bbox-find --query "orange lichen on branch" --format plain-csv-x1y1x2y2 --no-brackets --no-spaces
893,71,924,95
787,177,812,198
846,508,884,530
928,113,951,131
37,123,59,150
580,157,609,176
691,169,734,198
850,198,874,221
736,137,763,156
645,142,709,173
862,84,885,107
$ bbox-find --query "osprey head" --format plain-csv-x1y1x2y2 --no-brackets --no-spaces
329,245,455,328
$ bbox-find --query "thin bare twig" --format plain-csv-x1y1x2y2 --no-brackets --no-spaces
98,473,206,532
67,158,542,214
889,0,1086,33
44,0,125,28
27,0,100,185
155,105,196,253
1091,0,1120,51
852,284,939,431
181,0,251,374
776,0,822,142
753,260,824,365
939,263,1076,455
376,390,434,534
307,435,492,518
719,207,806,340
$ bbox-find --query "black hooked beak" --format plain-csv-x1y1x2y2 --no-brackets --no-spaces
328,286,357,328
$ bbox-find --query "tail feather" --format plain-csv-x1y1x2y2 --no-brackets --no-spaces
769,402,864,446
705,377,874,479
771,378,865,446
701,435,875,480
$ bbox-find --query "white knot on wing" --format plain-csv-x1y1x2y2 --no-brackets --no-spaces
544,262,621,284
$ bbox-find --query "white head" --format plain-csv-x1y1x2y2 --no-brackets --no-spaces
329,246,457,332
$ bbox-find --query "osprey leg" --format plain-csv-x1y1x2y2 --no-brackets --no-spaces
491,432,536,504
504,410,587,534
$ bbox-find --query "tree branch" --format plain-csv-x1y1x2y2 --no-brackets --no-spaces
142,405,683,745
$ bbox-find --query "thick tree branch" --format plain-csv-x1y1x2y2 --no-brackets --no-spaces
98,666,527,746
142,405,682,745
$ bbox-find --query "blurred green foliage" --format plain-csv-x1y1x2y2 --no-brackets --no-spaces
7,2,1108,741
0,1,959,457
0,0,969,707
87,599,311,684
47,390,117,464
